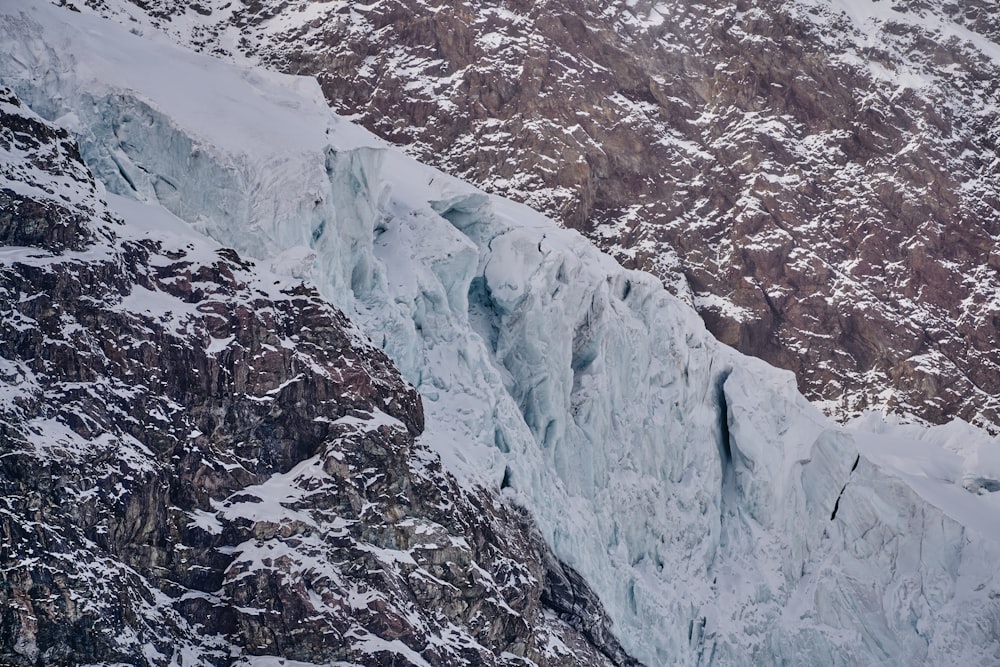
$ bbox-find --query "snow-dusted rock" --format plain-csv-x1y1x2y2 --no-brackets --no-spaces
0,83,633,667
70,0,1000,433
2,3,999,665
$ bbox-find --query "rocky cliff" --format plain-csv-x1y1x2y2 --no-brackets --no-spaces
4,4,1000,666
78,0,1000,430
0,86,633,667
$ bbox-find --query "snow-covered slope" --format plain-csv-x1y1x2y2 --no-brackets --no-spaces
70,0,1000,434
0,84,631,667
2,2,1000,665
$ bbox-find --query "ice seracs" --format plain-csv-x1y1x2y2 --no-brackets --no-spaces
1,2,999,665
73,0,1000,432
0,82,632,666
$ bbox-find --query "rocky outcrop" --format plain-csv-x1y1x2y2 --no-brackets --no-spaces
6,7,1000,662
0,87,635,666
80,0,1000,431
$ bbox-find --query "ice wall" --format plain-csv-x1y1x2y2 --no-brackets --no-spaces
3,3,1000,664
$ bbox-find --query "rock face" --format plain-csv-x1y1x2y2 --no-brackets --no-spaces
0,87,635,666
5,6,1000,666
80,0,1000,430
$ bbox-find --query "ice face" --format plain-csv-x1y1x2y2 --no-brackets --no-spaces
2,3,1000,665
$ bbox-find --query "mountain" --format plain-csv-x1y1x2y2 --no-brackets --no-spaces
2,1,1000,666
0,77,630,667
73,0,1000,432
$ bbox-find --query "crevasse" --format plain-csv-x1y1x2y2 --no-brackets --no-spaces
2,3,999,665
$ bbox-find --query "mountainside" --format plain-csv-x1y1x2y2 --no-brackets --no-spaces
0,86,633,666
76,0,1000,431
3,2,1000,666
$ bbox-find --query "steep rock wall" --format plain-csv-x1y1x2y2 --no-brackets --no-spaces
3,4,1000,665
0,84,634,667
73,0,1000,432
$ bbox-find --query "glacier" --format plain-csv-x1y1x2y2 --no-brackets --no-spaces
2,2,1000,665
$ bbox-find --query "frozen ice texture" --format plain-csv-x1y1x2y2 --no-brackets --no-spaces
2,2,999,664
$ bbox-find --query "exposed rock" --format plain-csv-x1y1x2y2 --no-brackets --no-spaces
0,87,635,666
80,0,1000,430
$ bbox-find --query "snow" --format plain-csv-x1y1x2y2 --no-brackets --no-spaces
234,659,337,667
3,1,1000,664
828,0,1000,64
693,291,753,321
333,410,406,432
347,634,432,667
851,413,1000,539
187,509,224,536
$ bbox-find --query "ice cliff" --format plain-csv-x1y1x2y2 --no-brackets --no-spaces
2,2,999,665
0,82,637,665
